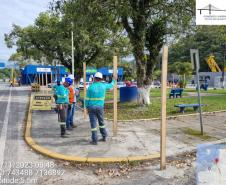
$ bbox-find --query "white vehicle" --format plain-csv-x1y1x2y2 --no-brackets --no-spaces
117,81,126,88
79,82,92,89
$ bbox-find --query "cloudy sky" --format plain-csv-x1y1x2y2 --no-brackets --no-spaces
0,0,50,61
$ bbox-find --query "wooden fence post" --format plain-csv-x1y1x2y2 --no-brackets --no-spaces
160,46,168,170
113,56,118,136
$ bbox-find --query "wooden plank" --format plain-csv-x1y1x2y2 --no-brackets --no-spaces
113,56,118,136
160,46,168,170
83,62,87,118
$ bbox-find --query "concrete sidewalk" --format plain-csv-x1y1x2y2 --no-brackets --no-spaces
31,105,226,159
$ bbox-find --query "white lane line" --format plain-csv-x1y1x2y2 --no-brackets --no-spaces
0,87,12,172
0,95,5,101
0,86,8,101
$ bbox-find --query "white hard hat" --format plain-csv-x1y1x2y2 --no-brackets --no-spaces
94,72,103,79
68,74,74,80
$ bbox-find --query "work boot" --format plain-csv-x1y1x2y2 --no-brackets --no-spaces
60,125,68,138
90,141,98,145
99,137,106,142
66,127,73,131
65,131,71,135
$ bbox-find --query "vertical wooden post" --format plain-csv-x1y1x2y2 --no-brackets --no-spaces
51,71,53,84
38,74,41,85
45,72,48,87
83,62,87,118
11,68,14,83
42,73,44,86
113,56,118,136
160,46,168,170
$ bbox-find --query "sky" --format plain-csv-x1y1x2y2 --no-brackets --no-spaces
0,0,50,61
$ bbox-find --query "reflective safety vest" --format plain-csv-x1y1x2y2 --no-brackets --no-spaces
68,86,74,104
54,85,69,104
85,80,115,108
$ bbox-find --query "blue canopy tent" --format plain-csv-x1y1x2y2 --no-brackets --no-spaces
21,65,67,85
98,67,124,81
85,67,124,82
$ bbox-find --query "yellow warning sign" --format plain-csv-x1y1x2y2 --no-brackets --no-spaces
31,94,52,110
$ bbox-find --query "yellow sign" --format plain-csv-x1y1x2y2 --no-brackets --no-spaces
224,67,226,72
31,83,40,92
31,94,52,110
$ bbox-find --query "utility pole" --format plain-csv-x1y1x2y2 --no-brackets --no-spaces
71,23,75,80
221,44,226,89
190,49,204,135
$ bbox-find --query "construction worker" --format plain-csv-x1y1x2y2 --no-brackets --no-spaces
85,72,116,145
64,77,75,130
9,79,14,87
70,76,80,128
54,80,69,138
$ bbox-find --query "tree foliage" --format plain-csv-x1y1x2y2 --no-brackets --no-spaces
169,62,192,76
5,0,195,105
169,26,226,72
0,68,13,79
5,2,131,76
93,0,195,104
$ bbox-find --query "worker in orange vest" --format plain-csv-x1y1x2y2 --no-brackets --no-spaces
64,77,75,130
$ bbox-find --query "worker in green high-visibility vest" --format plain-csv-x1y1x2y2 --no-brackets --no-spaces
54,80,69,138
85,72,115,145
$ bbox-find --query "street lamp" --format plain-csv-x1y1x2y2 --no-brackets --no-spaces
71,22,75,79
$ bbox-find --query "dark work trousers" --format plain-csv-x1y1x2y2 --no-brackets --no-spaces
57,104,67,123
66,104,73,129
87,106,107,142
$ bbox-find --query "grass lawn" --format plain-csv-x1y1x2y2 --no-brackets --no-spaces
79,87,187,100
184,88,226,95
182,128,215,140
79,87,226,120
105,94,226,120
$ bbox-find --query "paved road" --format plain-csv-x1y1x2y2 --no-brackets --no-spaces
0,83,63,185
0,83,29,169
0,82,195,185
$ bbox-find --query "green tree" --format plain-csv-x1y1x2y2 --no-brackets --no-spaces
56,0,132,74
81,0,195,104
5,4,131,77
169,26,226,72
119,61,136,80
170,62,192,87
0,69,11,79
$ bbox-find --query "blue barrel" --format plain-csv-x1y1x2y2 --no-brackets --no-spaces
120,86,138,102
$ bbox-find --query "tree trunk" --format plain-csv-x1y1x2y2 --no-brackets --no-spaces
137,86,151,105
134,48,152,105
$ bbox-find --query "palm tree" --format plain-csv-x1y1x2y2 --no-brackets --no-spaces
170,62,192,88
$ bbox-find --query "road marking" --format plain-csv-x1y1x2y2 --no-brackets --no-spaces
0,87,11,172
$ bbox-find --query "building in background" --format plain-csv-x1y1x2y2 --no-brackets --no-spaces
21,65,67,85
85,67,124,82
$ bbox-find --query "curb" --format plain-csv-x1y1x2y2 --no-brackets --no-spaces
24,94,160,163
